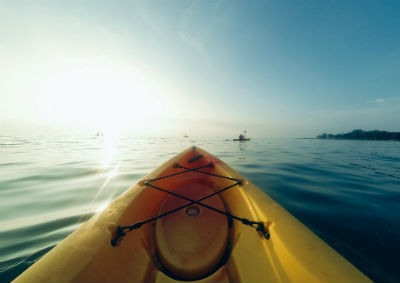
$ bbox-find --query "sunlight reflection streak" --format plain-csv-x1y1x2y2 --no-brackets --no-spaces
93,161,121,204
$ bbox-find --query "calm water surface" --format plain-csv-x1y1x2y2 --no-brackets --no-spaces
0,136,399,282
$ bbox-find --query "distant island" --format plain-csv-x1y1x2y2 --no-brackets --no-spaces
317,129,400,141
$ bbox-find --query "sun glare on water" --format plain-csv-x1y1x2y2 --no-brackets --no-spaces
98,132,120,171
92,137,121,207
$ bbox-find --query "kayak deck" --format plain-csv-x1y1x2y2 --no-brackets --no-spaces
13,146,371,283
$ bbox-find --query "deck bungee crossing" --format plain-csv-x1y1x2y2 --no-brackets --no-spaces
13,146,371,283
109,154,270,280
111,159,270,247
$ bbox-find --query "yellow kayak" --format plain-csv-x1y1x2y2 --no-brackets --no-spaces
13,146,371,283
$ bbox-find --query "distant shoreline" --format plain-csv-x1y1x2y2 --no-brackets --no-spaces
316,129,400,141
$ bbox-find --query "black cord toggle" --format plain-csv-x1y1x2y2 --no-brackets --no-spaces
111,226,126,247
256,222,271,240
240,218,270,240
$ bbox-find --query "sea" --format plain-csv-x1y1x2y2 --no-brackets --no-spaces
0,135,399,282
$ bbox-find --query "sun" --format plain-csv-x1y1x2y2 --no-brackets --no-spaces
35,60,173,136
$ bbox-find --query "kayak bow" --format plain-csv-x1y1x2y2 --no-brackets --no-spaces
13,146,371,283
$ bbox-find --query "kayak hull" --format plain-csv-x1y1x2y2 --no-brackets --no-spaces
233,138,251,141
13,146,371,283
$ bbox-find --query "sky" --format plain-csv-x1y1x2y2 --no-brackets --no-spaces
1,0,399,138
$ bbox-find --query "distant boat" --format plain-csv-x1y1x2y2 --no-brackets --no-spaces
233,137,251,141
233,131,250,141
